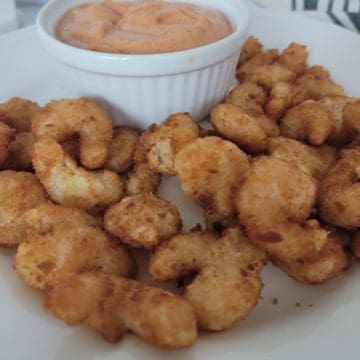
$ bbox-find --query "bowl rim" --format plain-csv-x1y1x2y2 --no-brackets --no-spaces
36,0,250,76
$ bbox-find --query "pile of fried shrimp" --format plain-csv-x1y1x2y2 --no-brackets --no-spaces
1,36,360,350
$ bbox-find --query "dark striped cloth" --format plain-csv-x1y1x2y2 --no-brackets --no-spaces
252,0,360,32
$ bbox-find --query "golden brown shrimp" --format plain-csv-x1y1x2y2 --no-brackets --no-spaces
273,232,350,284
349,231,360,258
140,113,199,175
104,126,139,173
342,99,360,142
45,272,197,349
14,203,136,290
279,99,332,145
237,49,279,82
234,156,329,263
318,147,360,229
124,141,162,196
32,138,123,213
278,42,308,76
294,68,345,101
238,36,263,66
210,103,267,153
225,82,279,137
104,192,182,249
0,171,49,247
245,64,296,91
150,228,266,331
0,132,35,171
174,136,250,229
267,137,337,180
0,122,15,165
265,81,293,121
32,98,113,169
0,97,40,132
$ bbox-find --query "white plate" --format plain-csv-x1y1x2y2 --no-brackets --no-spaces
1,8,360,360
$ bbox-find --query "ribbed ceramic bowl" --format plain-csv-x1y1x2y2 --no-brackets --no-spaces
36,0,250,129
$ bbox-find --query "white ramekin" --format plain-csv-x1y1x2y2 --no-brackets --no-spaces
36,0,250,129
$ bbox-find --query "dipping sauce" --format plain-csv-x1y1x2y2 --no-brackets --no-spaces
56,0,233,54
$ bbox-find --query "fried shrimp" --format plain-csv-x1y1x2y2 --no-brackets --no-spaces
0,132,35,171
234,156,329,263
150,228,266,331
273,232,350,284
140,113,199,175
210,103,267,153
294,67,345,101
45,272,197,349
225,82,279,137
267,137,337,180
104,192,182,249
14,203,136,290
104,126,139,173
349,231,360,258
237,49,279,82
245,64,296,91
125,142,162,196
279,99,332,145
265,81,293,121
174,136,250,228
32,98,113,169
318,147,360,229
280,96,355,146
0,171,48,247
32,138,123,213
238,36,263,66
0,97,40,132
342,99,360,142
0,122,15,165
278,42,308,76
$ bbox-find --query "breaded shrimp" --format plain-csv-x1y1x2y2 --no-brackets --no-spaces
104,126,139,173
150,228,266,331
238,36,263,66
210,103,267,153
14,203,136,290
267,137,337,180
234,156,328,263
273,232,350,284
140,113,199,175
245,64,296,91
318,147,360,229
174,136,250,228
32,138,123,213
104,192,182,249
294,68,345,101
32,98,113,169
265,81,293,121
225,82,279,137
280,96,355,146
0,97,40,132
0,132,35,171
45,272,197,349
342,99,360,142
278,42,308,76
0,122,15,165
349,231,360,258
237,49,279,82
124,141,161,196
279,99,332,145
0,171,48,247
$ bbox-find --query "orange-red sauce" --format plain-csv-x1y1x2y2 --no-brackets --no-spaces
56,0,233,54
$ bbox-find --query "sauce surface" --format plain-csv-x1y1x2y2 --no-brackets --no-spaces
56,0,233,54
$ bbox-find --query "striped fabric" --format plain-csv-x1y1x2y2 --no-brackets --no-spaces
252,0,360,32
